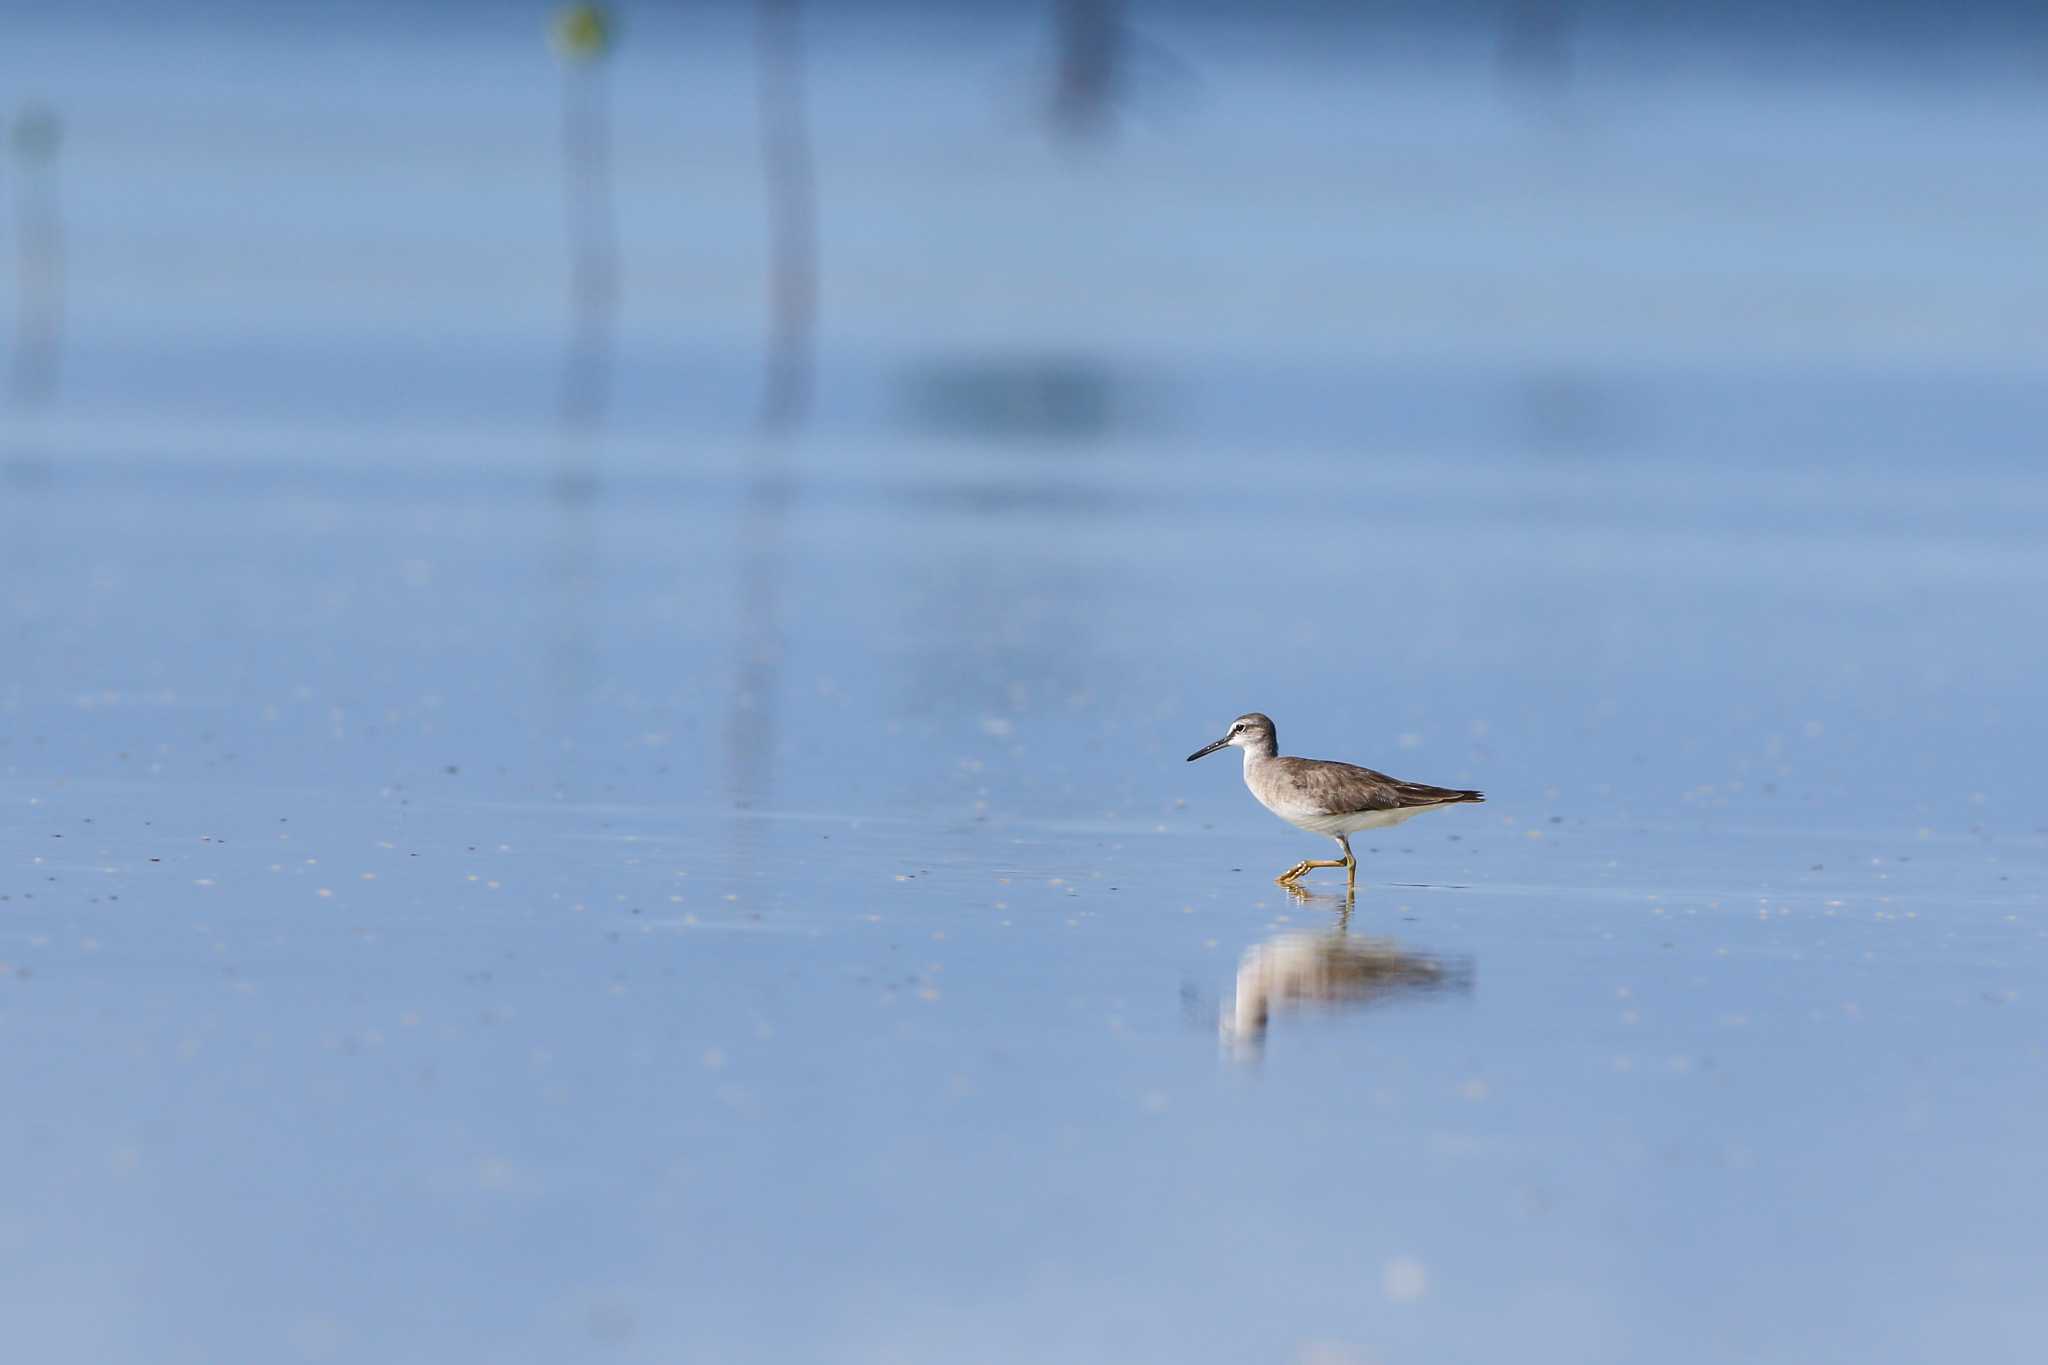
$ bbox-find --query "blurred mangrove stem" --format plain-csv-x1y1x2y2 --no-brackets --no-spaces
755,0,816,432
10,104,65,410
554,5,619,432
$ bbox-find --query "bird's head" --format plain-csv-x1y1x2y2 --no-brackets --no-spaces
1186,713,1276,762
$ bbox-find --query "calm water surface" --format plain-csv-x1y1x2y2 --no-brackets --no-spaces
6,424,2044,1363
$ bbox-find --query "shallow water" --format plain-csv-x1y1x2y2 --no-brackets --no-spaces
5,5,2048,1363
7,421,2045,1363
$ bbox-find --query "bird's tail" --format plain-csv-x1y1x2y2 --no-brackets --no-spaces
1393,782,1485,807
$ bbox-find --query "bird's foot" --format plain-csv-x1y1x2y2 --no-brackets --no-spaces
1276,858,1345,886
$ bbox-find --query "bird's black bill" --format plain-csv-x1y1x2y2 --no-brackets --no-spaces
1186,736,1230,762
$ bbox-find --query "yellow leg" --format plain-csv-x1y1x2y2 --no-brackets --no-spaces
1276,857,1347,886
1339,835,1357,892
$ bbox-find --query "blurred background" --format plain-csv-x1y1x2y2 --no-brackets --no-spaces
3,2,2046,1362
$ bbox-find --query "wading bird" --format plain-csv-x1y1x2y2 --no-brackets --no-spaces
1187,713,1483,891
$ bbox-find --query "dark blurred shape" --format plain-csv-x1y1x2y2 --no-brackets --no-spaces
899,353,1134,442
1222,906,1472,1057
756,0,816,432
1496,0,1575,103
10,103,65,411
1512,369,1632,456
584,1298,636,1347
1041,0,1199,143
0,446,54,489
1,455,53,489
1048,0,1125,143
553,6,619,432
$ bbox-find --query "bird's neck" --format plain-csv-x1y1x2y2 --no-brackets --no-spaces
1241,739,1277,765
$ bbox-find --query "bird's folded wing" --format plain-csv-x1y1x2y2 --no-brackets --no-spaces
1272,759,1406,815
1277,759,1481,815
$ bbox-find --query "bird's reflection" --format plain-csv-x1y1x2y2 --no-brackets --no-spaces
1222,889,1473,1057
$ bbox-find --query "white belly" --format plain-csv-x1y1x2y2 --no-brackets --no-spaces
1270,804,1442,837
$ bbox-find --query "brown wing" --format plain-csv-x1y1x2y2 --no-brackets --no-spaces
1274,758,1485,816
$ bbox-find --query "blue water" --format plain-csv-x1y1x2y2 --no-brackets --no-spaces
4,5,2047,1362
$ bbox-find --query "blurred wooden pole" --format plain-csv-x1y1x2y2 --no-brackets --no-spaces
11,105,64,411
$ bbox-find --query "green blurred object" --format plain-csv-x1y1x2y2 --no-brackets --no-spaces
11,103,62,162
552,4,614,62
